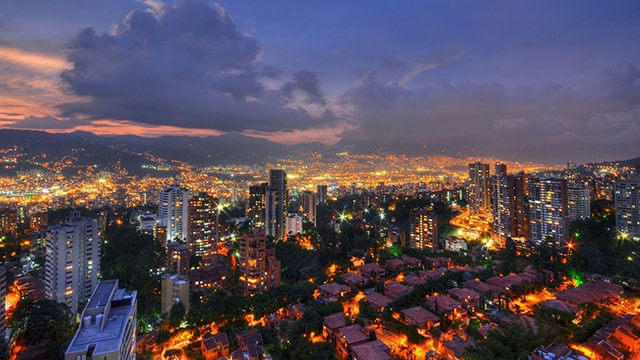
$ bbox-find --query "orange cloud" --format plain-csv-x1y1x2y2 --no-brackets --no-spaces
0,46,69,74
45,120,224,138
243,122,354,146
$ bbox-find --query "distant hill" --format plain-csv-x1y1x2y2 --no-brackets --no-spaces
0,130,637,176
0,129,320,175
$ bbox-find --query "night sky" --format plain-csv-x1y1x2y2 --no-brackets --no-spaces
1,0,639,163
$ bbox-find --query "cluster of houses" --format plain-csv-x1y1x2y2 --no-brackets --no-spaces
201,329,266,360
323,312,392,360
137,252,639,360
316,254,638,360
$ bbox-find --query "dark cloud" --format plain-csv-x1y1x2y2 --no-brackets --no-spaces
59,0,333,132
281,70,325,105
339,64,640,163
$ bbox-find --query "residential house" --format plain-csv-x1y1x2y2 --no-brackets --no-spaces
201,332,230,360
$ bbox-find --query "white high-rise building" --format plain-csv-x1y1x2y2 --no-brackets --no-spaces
65,279,137,360
567,183,590,223
615,178,640,241
286,213,304,236
45,211,101,315
158,182,190,242
528,178,568,247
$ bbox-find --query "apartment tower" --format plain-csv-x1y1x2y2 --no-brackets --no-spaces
45,211,101,315
158,182,189,242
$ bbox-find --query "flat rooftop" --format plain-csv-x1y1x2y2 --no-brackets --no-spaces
87,279,118,309
66,280,137,357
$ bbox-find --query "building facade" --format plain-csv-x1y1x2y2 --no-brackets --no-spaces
491,165,528,242
65,280,137,360
614,179,640,241
528,178,568,247
567,183,591,224
161,273,190,315
238,230,281,296
188,191,218,258
286,213,304,236
266,169,288,241
468,162,490,212
317,184,328,205
300,190,317,226
409,208,438,250
45,211,101,315
247,183,268,228
0,207,18,235
158,182,189,242
0,266,5,339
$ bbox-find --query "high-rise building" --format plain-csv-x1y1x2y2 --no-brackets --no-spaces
45,211,101,315
158,182,189,242
491,166,528,242
65,280,137,360
161,273,190,315
300,190,317,226
528,178,568,247
317,184,328,205
167,242,190,276
247,183,268,228
29,211,48,233
468,162,490,212
567,183,590,224
614,179,640,241
0,207,18,235
409,208,438,250
266,169,288,241
0,266,5,339
238,230,281,296
511,172,529,240
286,213,304,236
491,165,509,242
188,191,218,258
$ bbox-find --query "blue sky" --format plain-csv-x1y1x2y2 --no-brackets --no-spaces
1,0,639,163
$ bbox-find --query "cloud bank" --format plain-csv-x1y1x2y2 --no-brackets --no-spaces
59,0,336,133
338,64,640,162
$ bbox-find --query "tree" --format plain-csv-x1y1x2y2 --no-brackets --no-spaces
430,326,442,347
168,301,186,328
102,223,166,329
156,329,171,345
9,297,74,358
286,338,335,360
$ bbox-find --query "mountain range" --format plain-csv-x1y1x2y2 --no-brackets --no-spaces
0,129,637,176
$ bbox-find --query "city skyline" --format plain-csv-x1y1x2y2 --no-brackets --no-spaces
1,0,639,164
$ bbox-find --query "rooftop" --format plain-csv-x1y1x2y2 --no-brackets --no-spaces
318,282,351,296
323,312,347,331
366,292,393,310
538,300,582,315
556,280,622,305
337,324,369,346
351,340,392,360
401,306,439,325
66,280,137,357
